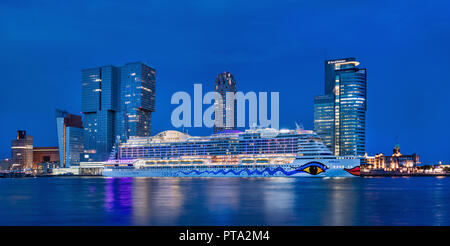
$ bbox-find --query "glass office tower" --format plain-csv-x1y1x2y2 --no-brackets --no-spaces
314,58,366,157
82,65,121,160
214,72,237,133
117,62,156,140
334,61,366,156
324,58,356,95
56,110,84,167
313,94,335,151
82,62,155,160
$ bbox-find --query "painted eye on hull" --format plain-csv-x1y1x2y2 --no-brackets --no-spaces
298,162,327,175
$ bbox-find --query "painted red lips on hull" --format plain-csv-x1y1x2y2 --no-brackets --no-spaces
344,166,360,176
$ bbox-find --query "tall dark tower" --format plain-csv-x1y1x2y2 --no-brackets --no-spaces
214,72,237,133
324,58,356,95
82,61,155,161
314,58,367,157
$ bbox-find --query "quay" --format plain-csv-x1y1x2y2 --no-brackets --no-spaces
0,171,27,178
362,173,450,177
361,170,449,177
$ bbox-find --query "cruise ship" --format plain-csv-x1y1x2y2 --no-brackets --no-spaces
103,127,361,177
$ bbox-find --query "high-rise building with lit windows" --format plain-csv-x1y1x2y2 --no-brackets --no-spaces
313,94,335,151
82,62,156,161
324,58,356,95
82,65,120,160
116,62,156,140
11,130,33,170
314,58,366,157
56,109,84,167
214,72,237,133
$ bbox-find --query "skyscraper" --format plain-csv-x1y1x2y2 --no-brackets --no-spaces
82,62,155,160
333,60,367,156
117,62,156,140
214,72,237,133
313,94,335,151
324,58,356,95
56,110,84,167
314,58,367,157
82,65,121,160
11,130,33,170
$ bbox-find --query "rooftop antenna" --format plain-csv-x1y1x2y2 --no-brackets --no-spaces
295,122,304,133
295,122,304,131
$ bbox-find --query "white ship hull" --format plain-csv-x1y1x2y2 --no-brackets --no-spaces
102,158,360,178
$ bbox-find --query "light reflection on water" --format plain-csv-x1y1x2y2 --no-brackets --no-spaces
0,176,449,225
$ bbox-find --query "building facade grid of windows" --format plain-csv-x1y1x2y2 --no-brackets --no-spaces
214,72,237,133
314,58,367,157
82,62,155,161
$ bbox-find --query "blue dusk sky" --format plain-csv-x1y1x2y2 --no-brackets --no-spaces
0,0,449,164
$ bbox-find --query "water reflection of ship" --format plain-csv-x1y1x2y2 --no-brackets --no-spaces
132,178,183,225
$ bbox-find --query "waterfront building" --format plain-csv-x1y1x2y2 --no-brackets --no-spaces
435,164,450,173
81,62,156,160
364,144,420,170
11,130,33,170
33,147,59,168
214,72,237,133
79,161,104,175
314,58,367,157
37,161,60,174
0,159,12,170
56,110,84,167
52,167,80,175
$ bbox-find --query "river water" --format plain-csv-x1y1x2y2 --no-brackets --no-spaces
0,176,448,225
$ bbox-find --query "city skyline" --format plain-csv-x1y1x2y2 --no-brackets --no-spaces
1,0,450,164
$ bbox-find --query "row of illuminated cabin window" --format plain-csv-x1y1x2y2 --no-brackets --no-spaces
120,141,323,151
120,147,299,157
119,146,327,157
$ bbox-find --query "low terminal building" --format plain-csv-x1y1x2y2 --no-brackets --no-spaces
52,167,80,175
33,147,59,170
37,162,60,174
79,162,104,175
36,162,104,176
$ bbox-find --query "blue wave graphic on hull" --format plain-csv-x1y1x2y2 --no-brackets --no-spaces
178,167,301,176
176,162,328,176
